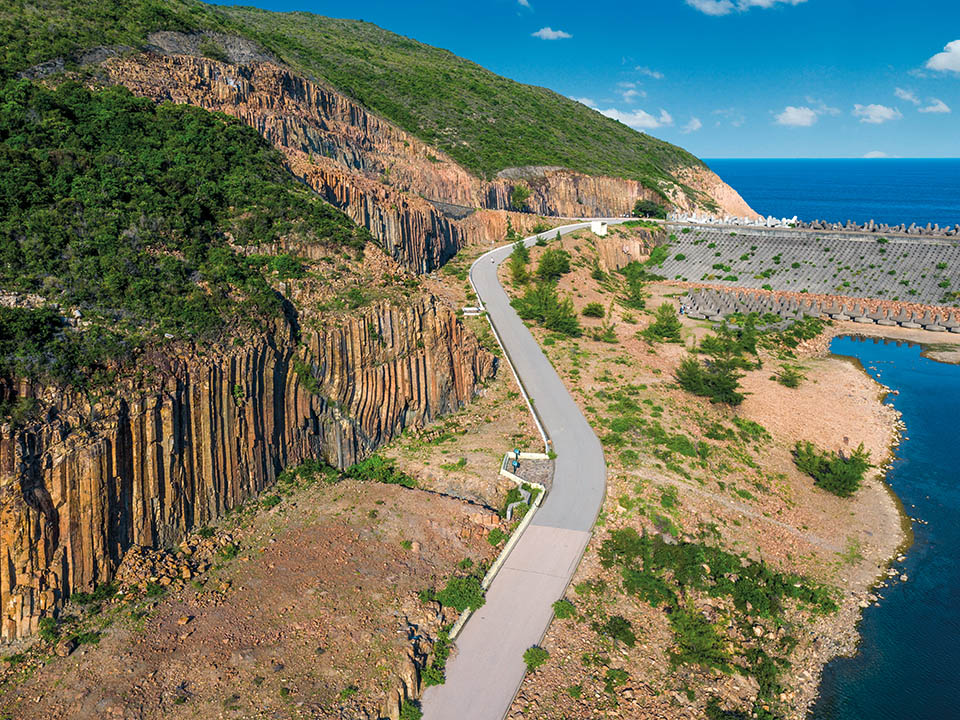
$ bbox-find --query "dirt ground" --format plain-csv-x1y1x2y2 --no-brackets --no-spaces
0,478,506,720
499,229,909,720
380,336,542,510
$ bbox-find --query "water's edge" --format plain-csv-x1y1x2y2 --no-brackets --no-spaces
808,333,960,719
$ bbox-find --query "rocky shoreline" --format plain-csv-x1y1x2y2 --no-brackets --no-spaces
785,324,952,718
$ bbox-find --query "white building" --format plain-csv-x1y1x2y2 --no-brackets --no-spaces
591,220,608,237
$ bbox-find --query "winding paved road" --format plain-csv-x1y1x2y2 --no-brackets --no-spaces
422,221,624,720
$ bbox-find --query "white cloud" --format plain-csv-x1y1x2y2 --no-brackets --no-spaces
713,107,745,127
517,0,531,7
599,107,674,130
616,82,646,103
853,104,903,124
919,98,951,114
895,87,920,105
532,27,571,40
687,0,734,14
805,96,841,116
570,96,597,107
682,117,703,133
686,0,806,16
863,151,889,159
926,40,960,73
774,105,819,127
636,66,664,80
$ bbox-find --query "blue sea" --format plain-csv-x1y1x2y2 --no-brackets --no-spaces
705,159,960,228
809,337,960,720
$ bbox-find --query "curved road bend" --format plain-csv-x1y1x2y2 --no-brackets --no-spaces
422,221,624,720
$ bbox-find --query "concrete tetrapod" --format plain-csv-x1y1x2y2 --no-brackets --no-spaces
421,221,623,720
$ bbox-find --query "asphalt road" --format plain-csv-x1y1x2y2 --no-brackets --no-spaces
422,221,623,720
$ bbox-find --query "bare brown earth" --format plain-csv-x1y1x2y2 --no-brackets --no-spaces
0,478,504,720
499,229,907,719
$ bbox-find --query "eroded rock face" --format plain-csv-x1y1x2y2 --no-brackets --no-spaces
97,51,755,274
0,299,495,641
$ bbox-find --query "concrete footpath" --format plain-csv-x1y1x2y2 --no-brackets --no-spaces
421,222,623,720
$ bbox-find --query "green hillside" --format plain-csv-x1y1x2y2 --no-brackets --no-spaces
219,8,704,183
0,78,365,384
0,0,705,186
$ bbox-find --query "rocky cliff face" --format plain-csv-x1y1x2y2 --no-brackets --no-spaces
98,50,755,274
0,298,494,641
593,228,666,273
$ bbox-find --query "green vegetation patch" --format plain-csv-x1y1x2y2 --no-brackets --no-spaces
0,79,365,385
0,2,708,191
598,527,837,717
792,441,871,497
512,283,581,337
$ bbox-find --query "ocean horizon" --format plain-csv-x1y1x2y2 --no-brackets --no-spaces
704,158,960,229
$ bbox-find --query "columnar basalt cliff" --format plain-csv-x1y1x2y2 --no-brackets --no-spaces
0,298,495,641
97,49,755,275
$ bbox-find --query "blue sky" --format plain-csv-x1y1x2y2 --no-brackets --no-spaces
213,0,960,159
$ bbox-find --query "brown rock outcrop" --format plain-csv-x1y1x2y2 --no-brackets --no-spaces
594,228,666,272
97,51,755,274
0,298,495,641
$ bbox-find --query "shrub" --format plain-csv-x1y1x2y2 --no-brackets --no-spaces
641,303,683,343
582,302,605,318
261,494,281,509
668,608,733,673
675,357,744,406
523,646,550,672
552,598,577,619
772,366,804,388
535,248,571,282
436,576,485,612
399,701,423,720
487,528,508,546
512,283,581,337
603,668,630,694
633,199,667,219
645,245,671,268
792,441,871,497
344,455,416,488
0,81,367,385
593,615,637,647
422,629,451,687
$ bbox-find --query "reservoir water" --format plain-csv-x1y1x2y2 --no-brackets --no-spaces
809,335,960,719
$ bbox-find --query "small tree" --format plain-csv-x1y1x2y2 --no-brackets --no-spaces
641,303,683,343
633,198,667,219
512,283,581,337
511,184,532,211
675,356,745,406
793,441,871,497
508,240,529,285
536,248,571,282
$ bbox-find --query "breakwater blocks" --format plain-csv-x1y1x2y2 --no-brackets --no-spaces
661,225,960,307
670,214,960,239
682,287,960,334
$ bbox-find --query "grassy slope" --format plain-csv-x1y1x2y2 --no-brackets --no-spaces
0,0,705,186
219,8,705,183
